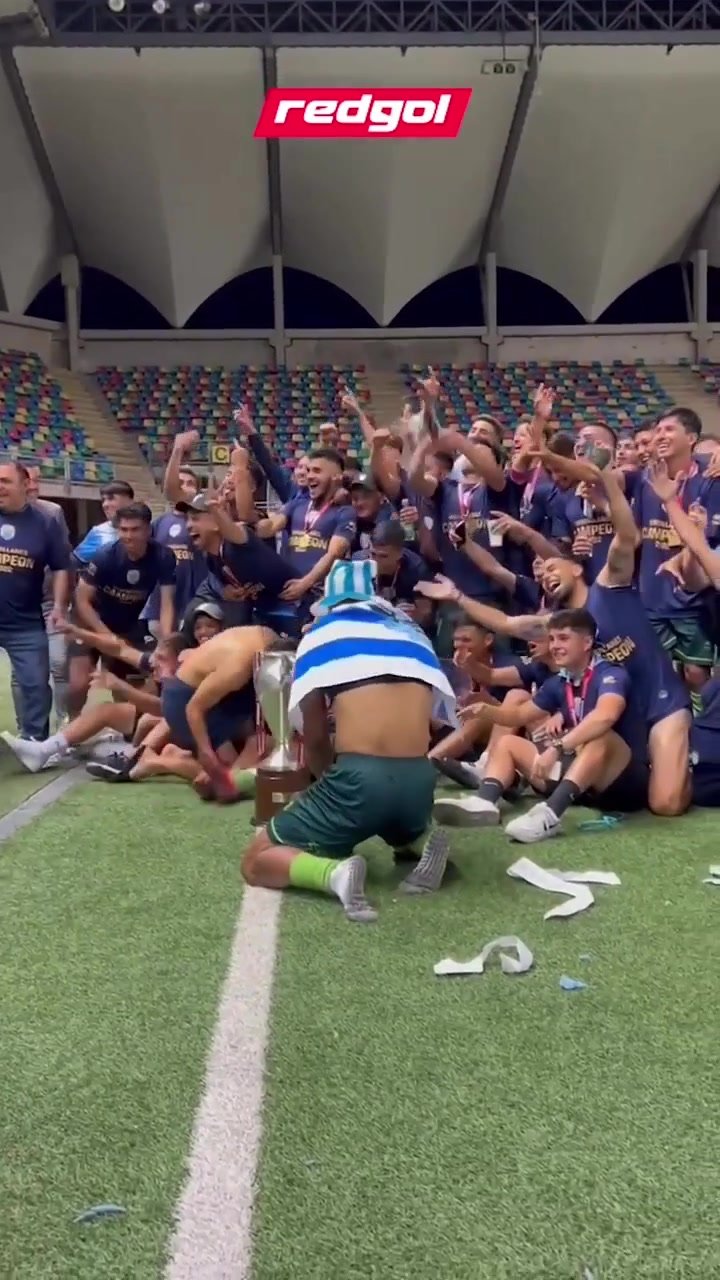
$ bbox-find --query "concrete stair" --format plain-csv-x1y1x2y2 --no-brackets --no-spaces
650,365,720,439
53,369,165,513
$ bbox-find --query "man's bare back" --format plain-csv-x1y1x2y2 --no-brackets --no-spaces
333,680,433,758
177,626,277,691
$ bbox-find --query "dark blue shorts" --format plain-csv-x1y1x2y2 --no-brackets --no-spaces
647,691,691,732
161,677,255,752
691,764,720,808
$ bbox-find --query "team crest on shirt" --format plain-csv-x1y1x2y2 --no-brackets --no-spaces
169,523,182,537
127,569,140,584
0,523,15,540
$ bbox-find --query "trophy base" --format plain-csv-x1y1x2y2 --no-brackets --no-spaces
254,764,311,826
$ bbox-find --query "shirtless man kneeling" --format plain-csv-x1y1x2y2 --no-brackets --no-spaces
90,625,275,796
240,561,456,923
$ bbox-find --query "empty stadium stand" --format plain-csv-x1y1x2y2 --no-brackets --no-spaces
94,365,372,469
0,349,114,485
400,361,675,437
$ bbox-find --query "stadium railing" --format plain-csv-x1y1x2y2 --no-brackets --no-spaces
0,450,117,487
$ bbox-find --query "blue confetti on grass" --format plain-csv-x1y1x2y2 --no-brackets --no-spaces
559,975,587,992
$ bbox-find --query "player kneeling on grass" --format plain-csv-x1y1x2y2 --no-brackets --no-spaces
240,560,457,924
88,624,274,798
447,608,650,844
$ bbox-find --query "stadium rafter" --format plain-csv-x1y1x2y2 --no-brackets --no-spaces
5,0,720,47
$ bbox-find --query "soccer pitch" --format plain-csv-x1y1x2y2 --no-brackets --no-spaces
0,667,718,1280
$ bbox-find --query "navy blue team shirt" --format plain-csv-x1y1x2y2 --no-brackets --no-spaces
532,658,647,758
0,505,69,630
82,539,176,634
587,581,690,728
282,494,356,575
144,510,207,622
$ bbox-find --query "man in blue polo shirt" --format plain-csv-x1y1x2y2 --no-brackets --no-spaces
73,479,134,564
0,461,70,739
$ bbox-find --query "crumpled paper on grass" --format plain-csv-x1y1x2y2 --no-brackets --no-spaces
507,858,620,920
703,864,720,886
434,935,533,977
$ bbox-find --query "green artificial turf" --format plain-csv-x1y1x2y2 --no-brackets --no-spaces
255,806,720,1280
0,778,250,1280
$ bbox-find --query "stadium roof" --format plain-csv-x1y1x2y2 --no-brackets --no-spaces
2,40,720,328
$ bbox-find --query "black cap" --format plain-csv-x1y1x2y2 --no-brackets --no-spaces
349,473,379,493
176,492,212,514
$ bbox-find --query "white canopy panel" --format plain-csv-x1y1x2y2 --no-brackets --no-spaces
1,43,720,324
497,46,720,321
14,46,269,326
0,56,56,313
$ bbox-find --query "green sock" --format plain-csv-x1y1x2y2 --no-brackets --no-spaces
289,852,342,896
228,766,256,797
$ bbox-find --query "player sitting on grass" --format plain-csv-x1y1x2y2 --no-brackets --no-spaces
1,622,183,772
453,608,650,843
240,560,457,923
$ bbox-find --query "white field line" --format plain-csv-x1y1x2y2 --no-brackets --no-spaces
166,885,282,1280
0,767,84,844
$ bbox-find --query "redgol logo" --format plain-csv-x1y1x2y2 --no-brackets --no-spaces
254,88,472,139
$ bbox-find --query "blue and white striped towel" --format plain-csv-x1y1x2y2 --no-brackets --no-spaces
289,601,458,727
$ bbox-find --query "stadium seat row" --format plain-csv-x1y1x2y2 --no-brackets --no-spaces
0,348,114,483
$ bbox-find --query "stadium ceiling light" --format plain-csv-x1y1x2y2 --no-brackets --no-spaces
107,0,126,10
151,0,169,12
193,1,210,13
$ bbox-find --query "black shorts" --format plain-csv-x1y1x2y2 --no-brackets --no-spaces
161,676,255,753
70,621,154,681
586,759,649,814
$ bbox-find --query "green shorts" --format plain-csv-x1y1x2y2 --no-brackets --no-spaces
649,615,716,668
268,753,437,858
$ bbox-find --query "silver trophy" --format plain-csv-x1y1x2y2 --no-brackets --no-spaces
254,641,301,771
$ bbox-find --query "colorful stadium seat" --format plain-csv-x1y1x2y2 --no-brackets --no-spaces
400,361,673,438
695,361,720,403
94,364,371,469
0,349,114,484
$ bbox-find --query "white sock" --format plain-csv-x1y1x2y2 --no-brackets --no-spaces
42,732,69,758
328,860,353,906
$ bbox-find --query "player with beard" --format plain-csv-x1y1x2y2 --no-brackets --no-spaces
347,475,397,554
253,449,356,610
417,457,691,817
180,484,300,635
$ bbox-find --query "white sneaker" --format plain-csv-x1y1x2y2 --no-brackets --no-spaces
0,732,49,774
433,795,501,827
505,801,561,844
